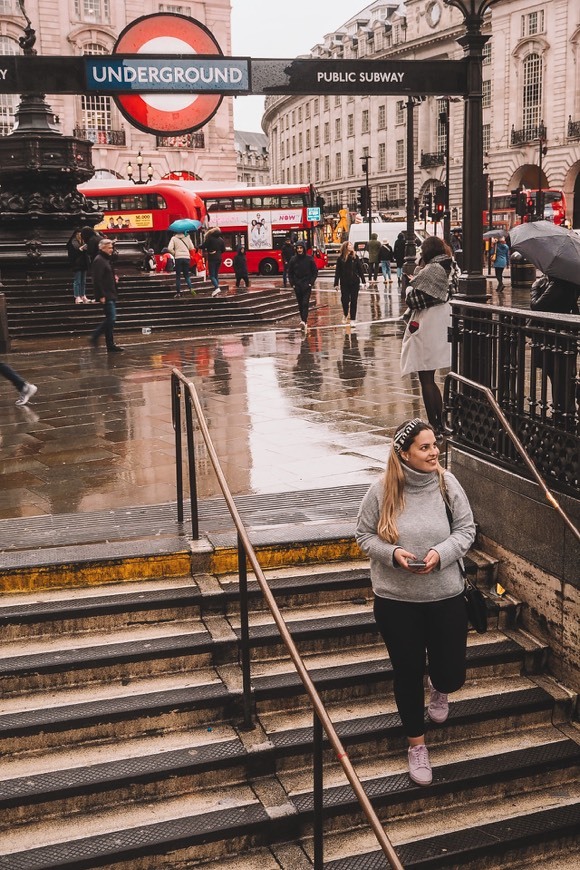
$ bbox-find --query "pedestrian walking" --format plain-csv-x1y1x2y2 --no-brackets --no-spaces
281,236,295,288
89,239,123,353
367,233,381,285
288,240,318,333
400,236,458,436
333,240,366,326
66,228,90,304
233,244,250,290
202,227,226,297
379,239,394,285
80,226,102,302
492,236,509,291
167,231,194,297
0,361,37,406
393,232,406,288
356,417,476,786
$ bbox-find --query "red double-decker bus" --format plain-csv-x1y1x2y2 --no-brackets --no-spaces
172,181,328,275
484,189,567,231
78,180,205,253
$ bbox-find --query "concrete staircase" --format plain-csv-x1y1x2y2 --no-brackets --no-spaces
0,545,578,868
0,274,299,341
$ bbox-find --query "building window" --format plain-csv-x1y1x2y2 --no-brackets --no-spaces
399,182,406,201
389,183,398,202
362,109,369,134
159,3,186,11
315,158,320,181
483,123,491,154
437,98,448,153
482,80,491,109
305,102,311,119
306,129,311,149
298,132,303,151
378,142,386,172
396,100,405,125
324,156,330,181
314,125,319,146
482,40,492,66
292,135,296,155
324,96,330,111
335,95,341,107
378,105,386,129
291,110,295,126
347,114,354,136
348,150,354,176
298,163,303,183
81,43,113,140
521,10,545,38
396,140,404,169
0,35,19,136
522,53,542,131
75,0,110,22
335,118,341,139
285,115,289,130
324,121,330,143
336,152,342,179
298,106,302,122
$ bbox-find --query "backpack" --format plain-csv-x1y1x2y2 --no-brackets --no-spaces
164,255,175,273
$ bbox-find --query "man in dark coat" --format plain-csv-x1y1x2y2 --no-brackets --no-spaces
287,241,318,333
281,236,295,288
393,232,406,288
90,239,123,352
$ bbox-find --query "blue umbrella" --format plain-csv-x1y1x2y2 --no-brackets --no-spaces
168,218,201,233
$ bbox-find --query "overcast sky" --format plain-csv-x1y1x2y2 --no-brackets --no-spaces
230,0,362,133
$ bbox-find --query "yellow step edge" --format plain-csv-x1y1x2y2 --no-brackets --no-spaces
0,552,192,594
210,538,364,575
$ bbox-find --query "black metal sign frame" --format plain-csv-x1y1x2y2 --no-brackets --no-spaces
0,55,468,97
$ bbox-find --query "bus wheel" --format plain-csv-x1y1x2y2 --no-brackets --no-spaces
259,258,278,276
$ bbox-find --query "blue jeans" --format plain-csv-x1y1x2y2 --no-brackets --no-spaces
208,259,221,290
380,260,392,281
175,259,192,294
73,270,86,298
0,361,25,392
92,299,117,348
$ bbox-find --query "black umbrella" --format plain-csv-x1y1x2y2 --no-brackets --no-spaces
509,221,580,283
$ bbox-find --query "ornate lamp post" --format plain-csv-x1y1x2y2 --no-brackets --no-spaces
444,0,499,298
127,150,154,185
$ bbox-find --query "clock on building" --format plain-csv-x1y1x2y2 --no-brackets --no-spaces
426,1,442,28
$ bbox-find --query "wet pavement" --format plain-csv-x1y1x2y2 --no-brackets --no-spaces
0,274,528,529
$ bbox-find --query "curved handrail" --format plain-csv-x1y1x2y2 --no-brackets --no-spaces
171,368,404,870
444,372,580,543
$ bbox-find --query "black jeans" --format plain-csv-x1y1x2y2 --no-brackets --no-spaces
294,283,312,323
340,283,360,320
373,592,467,737
0,361,25,392
369,262,379,281
175,258,192,294
92,299,117,349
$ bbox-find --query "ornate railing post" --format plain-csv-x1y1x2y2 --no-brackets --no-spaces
444,1,499,299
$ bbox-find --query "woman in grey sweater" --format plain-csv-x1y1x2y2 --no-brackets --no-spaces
356,418,476,786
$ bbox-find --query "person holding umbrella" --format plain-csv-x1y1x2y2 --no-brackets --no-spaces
167,230,195,297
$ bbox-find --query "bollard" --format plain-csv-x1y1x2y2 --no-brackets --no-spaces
510,254,536,289
0,292,11,353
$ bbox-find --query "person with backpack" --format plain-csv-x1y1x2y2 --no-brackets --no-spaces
66,228,89,303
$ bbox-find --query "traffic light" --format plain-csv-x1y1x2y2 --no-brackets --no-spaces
424,192,433,220
357,186,369,217
509,189,519,209
420,206,427,221
526,195,535,216
434,186,446,221
516,191,528,217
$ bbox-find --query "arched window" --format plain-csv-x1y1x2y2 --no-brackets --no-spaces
0,35,20,136
522,53,542,136
81,43,113,144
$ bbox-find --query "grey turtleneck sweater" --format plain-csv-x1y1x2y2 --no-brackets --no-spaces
356,464,476,602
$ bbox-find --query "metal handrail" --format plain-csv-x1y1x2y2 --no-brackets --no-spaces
171,368,404,870
444,372,580,543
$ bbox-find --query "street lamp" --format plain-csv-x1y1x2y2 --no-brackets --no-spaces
126,150,153,185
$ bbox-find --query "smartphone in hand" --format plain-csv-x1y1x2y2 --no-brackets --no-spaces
407,560,426,569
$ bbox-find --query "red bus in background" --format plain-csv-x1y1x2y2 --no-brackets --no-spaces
484,189,567,232
173,182,328,276
78,180,205,253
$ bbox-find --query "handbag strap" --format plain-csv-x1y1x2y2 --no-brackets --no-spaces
442,488,467,580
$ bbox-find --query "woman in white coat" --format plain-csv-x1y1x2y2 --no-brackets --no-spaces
400,237,459,435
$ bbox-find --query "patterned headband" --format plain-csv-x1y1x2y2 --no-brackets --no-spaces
393,418,425,453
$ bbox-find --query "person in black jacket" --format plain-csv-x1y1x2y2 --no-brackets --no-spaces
281,236,295,287
394,232,406,288
233,244,250,290
334,240,366,326
288,241,318,333
202,227,226,297
66,228,89,303
89,239,123,352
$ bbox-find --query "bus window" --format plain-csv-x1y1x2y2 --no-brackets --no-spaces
221,231,246,251
261,196,279,208
150,195,167,209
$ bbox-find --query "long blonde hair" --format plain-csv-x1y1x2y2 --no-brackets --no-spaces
378,419,446,543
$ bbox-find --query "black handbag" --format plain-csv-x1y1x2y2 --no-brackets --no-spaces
443,495,488,634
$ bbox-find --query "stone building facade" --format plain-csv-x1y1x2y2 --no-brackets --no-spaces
0,0,236,183
262,0,580,228
235,130,270,185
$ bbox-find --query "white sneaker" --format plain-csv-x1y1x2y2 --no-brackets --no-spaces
16,383,37,406
211,288,221,297
408,744,432,786
350,320,357,327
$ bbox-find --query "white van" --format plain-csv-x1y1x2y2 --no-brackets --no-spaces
348,221,424,255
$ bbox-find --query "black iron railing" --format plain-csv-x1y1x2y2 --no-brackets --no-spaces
568,117,580,140
510,123,547,146
420,151,445,167
73,127,126,146
447,301,579,498
170,368,404,870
